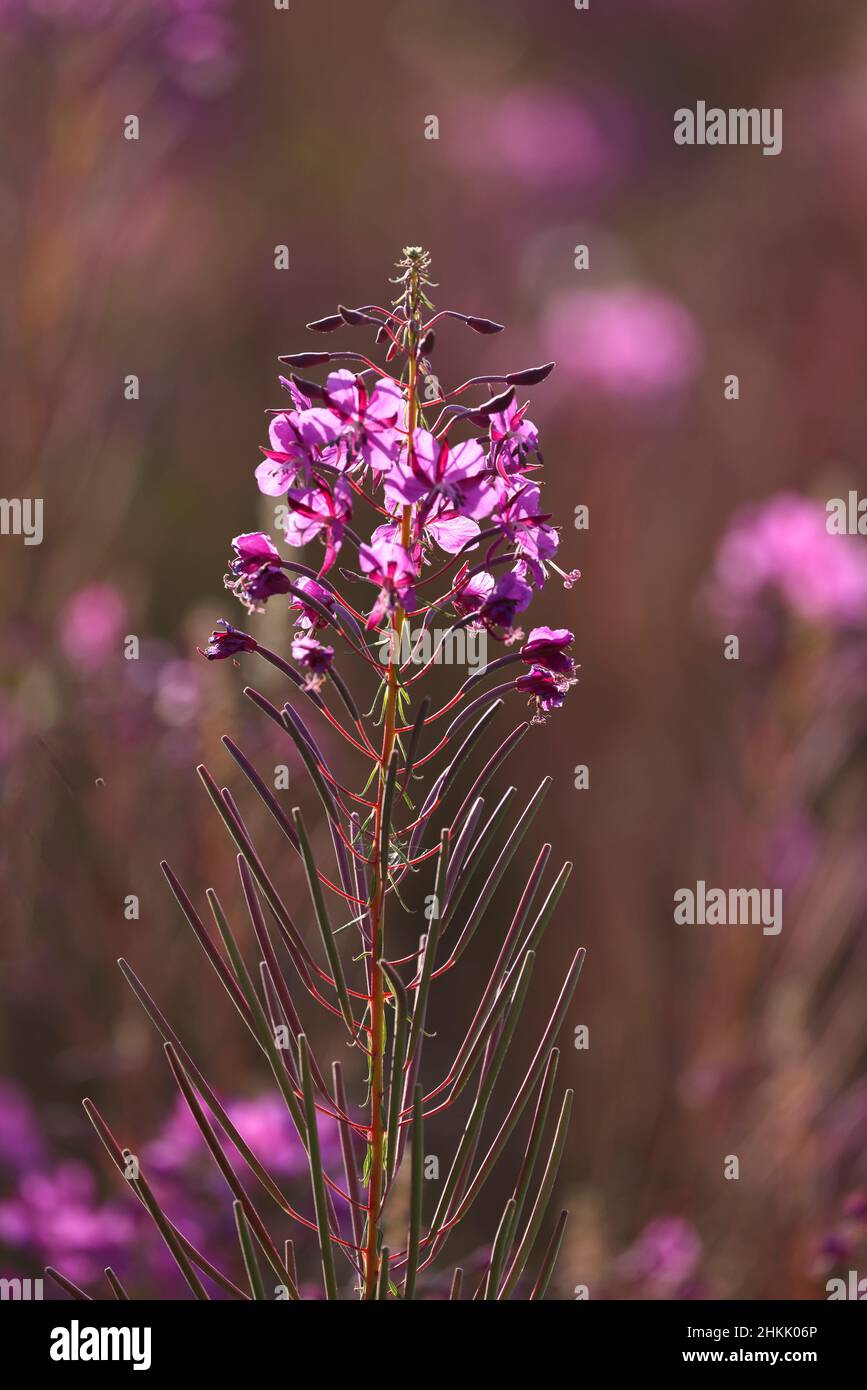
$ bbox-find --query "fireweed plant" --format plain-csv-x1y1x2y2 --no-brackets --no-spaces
57,249,585,1303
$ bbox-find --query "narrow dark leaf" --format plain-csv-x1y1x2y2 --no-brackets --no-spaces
498,1088,573,1299
443,777,552,965
163,1041,300,1299
508,1047,560,1244
45,1267,92,1301
104,1268,129,1300
127,1152,209,1300
430,949,536,1240
206,888,308,1141
82,1097,247,1299
451,949,585,1227
484,1197,517,1299
530,1209,569,1301
292,807,357,1039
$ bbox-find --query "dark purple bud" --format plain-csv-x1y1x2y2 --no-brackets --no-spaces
419,329,436,356
278,351,332,367
375,325,389,344
465,315,505,335
506,361,556,386
338,304,376,326
476,386,516,416
306,314,344,333
201,621,258,661
290,373,329,401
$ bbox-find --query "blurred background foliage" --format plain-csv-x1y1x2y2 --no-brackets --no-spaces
2,0,867,1297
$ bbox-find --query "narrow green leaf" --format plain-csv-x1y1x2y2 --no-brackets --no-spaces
126,1152,209,1300
379,959,408,1188
376,1246,391,1300
82,1097,247,1300
299,1034,339,1300
379,749,399,872
292,807,357,1039
403,1083,424,1301
484,1197,517,1299
206,889,308,1143
497,1089,574,1300
405,829,449,1069
233,1201,267,1301
530,1209,569,1302
508,1047,560,1244
430,949,536,1240
164,1041,300,1299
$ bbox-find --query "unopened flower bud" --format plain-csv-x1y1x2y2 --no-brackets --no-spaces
306,314,344,333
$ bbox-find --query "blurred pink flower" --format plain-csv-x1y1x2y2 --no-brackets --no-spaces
615,1216,704,1297
145,1092,340,1181
447,87,633,194
542,285,703,398
0,1161,134,1286
59,584,127,671
0,1080,44,1171
709,494,867,630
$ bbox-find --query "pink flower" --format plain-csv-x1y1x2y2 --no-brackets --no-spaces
490,399,540,479
226,532,292,612
494,482,559,566
290,576,336,631
291,633,335,689
322,370,403,473
358,539,419,629
453,569,496,618
480,572,533,632
281,476,352,573
256,410,341,496
386,428,494,524
516,664,571,720
520,626,575,676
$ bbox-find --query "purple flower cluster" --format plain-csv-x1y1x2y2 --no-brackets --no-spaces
207,254,579,727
